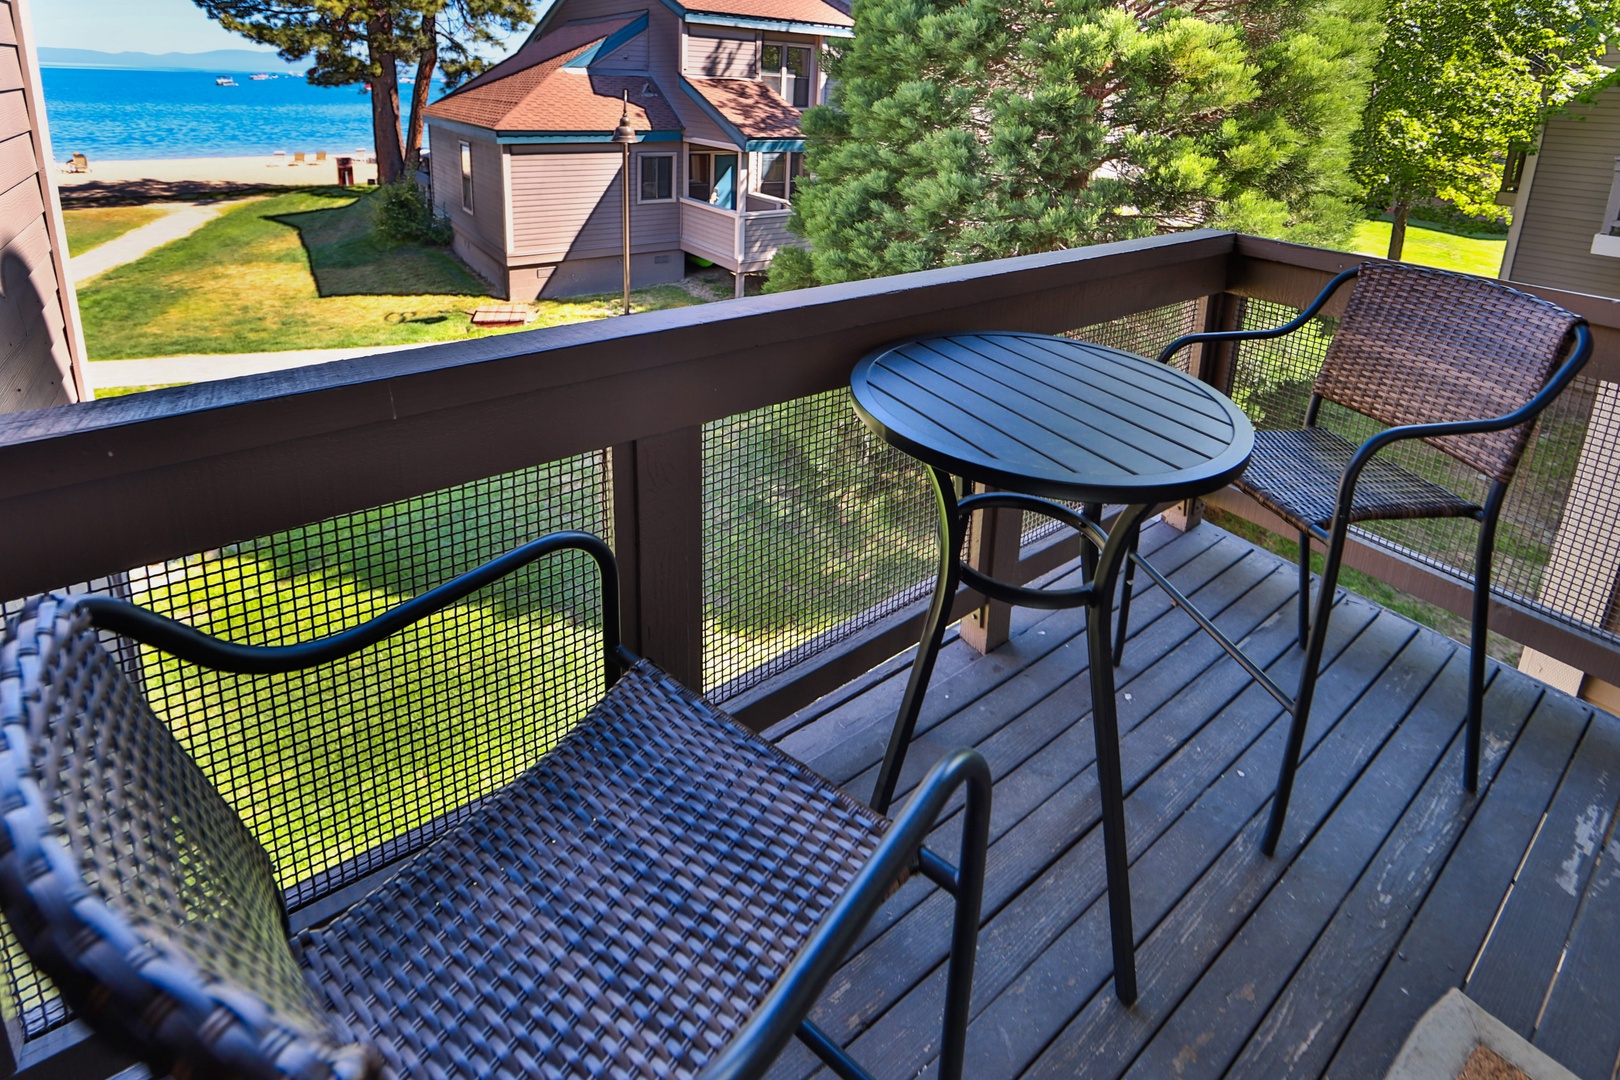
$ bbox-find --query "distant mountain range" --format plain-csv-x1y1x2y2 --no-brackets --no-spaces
39,48,295,73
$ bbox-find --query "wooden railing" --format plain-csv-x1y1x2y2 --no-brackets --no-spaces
4,231,1618,716
6,229,1620,1076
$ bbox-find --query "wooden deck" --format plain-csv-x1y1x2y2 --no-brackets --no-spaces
762,520,1620,1080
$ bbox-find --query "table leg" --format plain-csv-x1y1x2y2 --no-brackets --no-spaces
1086,501,1152,1006
871,468,969,816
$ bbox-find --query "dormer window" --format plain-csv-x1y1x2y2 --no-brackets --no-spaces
761,43,811,108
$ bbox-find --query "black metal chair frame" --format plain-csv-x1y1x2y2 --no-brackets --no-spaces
1112,266,1593,857
0,532,991,1080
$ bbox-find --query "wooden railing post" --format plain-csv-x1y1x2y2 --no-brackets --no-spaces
612,428,705,690
1166,292,1245,532
960,484,1022,655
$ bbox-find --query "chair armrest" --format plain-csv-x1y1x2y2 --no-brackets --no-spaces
698,747,992,1080
78,531,628,694
1155,265,1362,366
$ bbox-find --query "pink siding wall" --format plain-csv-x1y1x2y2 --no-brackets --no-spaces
684,27,757,79
0,0,84,413
681,198,736,266
510,145,679,258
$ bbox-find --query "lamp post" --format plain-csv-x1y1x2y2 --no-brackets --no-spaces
612,92,637,316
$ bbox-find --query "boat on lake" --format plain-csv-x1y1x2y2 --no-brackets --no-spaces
216,76,237,86
250,73,273,81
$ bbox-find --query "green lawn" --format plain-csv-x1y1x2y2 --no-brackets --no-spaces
76,187,725,360
1346,220,1507,277
62,204,168,255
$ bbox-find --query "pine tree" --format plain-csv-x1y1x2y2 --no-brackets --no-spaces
770,0,1377,289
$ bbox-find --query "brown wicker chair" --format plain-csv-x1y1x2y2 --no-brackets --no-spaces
0,532,990,1080
1116,263,1591,856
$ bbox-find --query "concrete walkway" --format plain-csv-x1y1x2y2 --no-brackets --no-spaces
70,201,238,283
87,343,426,391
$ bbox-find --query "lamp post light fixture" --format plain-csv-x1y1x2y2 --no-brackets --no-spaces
611,91,637,317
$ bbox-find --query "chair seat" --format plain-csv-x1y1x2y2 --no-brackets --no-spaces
1236,428,1481,531
294,660,890,1079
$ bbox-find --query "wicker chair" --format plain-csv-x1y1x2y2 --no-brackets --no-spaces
1115,263,1591,856
0,532,990,1080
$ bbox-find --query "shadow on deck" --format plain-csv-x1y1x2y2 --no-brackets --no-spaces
764,520,1620,1080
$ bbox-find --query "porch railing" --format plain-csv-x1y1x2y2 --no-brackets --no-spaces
2,231,1619,1074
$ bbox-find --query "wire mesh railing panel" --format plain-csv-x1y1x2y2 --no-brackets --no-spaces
702,389,935,699
0,454,611,1038
1224,296,1618,645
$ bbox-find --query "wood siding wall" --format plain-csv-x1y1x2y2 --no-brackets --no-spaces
0,0,84,414
742,210,795,262
680,198,735,264
593,24,647,69
509,146,678,258
428,125,505,251
684,27,757,79
1507,89,1620,298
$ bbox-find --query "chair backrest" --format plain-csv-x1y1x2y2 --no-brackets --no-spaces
71,153,87,170
0,597,374,1079
1313,263,1583,484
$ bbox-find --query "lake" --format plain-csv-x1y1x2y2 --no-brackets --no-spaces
40,66,433,160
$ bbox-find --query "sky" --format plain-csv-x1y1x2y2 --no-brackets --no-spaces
30,0,528,56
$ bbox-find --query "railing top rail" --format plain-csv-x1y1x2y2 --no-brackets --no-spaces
0,231,1233,600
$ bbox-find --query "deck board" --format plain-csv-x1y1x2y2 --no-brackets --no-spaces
768,520,1619,1080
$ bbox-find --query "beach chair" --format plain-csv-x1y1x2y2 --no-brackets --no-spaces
68,152,89,173
316,150,328,163
292,151,306,166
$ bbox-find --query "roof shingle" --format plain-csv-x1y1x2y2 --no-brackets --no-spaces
683,0,852,27
685,77,804,141
426,22,683,133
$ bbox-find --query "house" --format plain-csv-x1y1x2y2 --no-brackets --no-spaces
0,0,88,413
1497,82,1620,298
1493,83,1620,716
422,0,851,300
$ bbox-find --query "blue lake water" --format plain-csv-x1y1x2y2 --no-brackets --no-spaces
40,66,433,160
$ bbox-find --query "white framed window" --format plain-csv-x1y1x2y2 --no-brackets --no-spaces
640,154,675,202
459,141,473,213
760,42,812,108
755,150,804,201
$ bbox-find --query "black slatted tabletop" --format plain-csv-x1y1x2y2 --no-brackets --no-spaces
851,333,1254,505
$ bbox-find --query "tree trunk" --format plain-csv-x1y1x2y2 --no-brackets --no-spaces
405,15,437,173
1387,200,1409,261
366,16,407,185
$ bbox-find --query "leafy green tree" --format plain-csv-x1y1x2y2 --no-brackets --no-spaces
1355,0,1619,259
770,0,1377,289
194,1,534,182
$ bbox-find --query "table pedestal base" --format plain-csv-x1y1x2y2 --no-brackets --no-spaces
870,467,1151,1006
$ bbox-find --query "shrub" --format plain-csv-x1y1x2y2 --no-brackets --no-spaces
374,180,453,246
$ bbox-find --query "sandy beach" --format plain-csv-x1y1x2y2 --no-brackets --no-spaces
55,153,381,188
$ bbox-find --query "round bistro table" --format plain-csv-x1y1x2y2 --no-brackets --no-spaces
850,331,1254,1005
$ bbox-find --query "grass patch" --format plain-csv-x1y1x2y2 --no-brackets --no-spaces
1205,507,1522,666
77,187,723,359
1346,220,1506,277
91,383,186,398
62,204,167,255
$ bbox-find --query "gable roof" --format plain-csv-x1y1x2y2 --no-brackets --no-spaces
681,0,851,29
425,19,683,135
683,77,802,142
